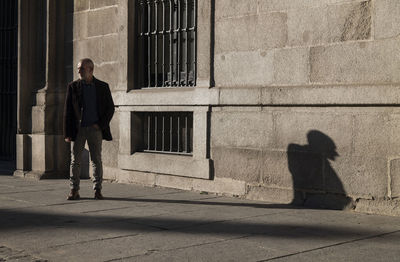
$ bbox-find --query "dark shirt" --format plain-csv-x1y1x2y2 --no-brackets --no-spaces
81,81,99,127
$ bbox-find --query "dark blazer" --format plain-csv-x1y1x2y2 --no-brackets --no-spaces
63,77,115,141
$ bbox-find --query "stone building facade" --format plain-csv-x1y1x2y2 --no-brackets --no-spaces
10,0,400,215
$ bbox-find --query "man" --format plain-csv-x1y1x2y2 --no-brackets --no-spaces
63,58,115,200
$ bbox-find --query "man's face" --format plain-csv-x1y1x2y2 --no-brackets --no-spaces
77,62,93,81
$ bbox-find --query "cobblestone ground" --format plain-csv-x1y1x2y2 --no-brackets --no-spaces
0,246,47,262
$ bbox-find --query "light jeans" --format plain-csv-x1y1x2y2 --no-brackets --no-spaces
70,125,103,191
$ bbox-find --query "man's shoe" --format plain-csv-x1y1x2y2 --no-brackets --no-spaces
67,190,80,200
94,189,104,200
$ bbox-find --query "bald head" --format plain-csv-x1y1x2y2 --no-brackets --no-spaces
77,58,94,82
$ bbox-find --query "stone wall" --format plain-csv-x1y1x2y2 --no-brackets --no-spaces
209,0,400,210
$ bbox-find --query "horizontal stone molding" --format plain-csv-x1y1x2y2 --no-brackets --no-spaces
113,84,400,106
119,153,210,179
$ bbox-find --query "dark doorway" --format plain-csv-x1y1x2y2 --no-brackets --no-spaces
0,0,18,174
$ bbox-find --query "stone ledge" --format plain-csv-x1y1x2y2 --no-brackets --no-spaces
355,198,400,216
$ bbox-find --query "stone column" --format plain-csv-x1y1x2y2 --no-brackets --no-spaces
15,0,69,179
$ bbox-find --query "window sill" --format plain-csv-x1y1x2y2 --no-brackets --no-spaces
118,152,210,179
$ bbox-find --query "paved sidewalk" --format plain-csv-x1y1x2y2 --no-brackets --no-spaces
0,175,400,262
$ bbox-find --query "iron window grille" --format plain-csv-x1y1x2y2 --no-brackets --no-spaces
0,0,18,161
138,0,197,88
139,112,193,155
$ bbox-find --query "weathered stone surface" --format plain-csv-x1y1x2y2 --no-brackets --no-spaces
211,110,273,148
247,185,293,203
192,177,246,196
287,6,328,46
74,0,89,11
353,112,400,157
257,13,288,50
90,0,118,9
273,108,353,155
215,15,258,53
261,150,292,188
95,62,119,90
215,13,287,53
101,34,119,62
73,38,101,67
273,47,309,85
310,38,400,84
87,7,119,37
72,11,88,40
219,88,261,105
215,50,274,87
375,0,400,39
327,1,371,42
116,169,156,186
215,0,257,19
258,0,366,13
102,140,119,167
211,147,262,183
390,160,400,199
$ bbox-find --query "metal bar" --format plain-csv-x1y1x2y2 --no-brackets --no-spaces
169,0,173,86
177,0,181,86
154,114,158,150
154,0,158,87
177,116,180,152
162,0,166,87
193,0,197,85
170,115,173,151
147,115,151,150
185,0,189,86
162,116,165,151
185,116,188,152
147,0,151,87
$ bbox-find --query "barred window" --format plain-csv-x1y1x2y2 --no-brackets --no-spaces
138,0,197,88
137,112,193,155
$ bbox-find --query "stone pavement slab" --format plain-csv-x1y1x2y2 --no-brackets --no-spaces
0,175,400,261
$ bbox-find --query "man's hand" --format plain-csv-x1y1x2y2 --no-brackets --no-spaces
65,137,72,143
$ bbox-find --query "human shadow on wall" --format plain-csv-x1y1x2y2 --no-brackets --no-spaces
287,130,353,210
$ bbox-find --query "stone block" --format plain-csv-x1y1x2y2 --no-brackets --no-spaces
90,0,118,9
155,175,194,191
216,13,287,53
287,6,329,46
261,150,293,188
193,177,246,196
273,108,353,155
73,12,88,40
109,110,119,140
31,106,45,134
246,185,293,204
219,88,261,105
73,39,102,66
16,134,31,171
329,156,388,198
101,34,119,62
74,0,89,11
215,0,257,19
87,7,119,37
327,1,371,42
211,110,273,148
116,169,156,186
119,111,131,154
310,38,400,84
95,62,119,90
211,147,262,183
215,50,274,87
257,0,363,13
375,0,400,39
273,47,309,85
102,140,119,167
355,199,400,216
352,112,400,157
257,12,288,50
215,15,258,53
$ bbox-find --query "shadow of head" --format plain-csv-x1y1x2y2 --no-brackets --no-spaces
307,130,339,160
